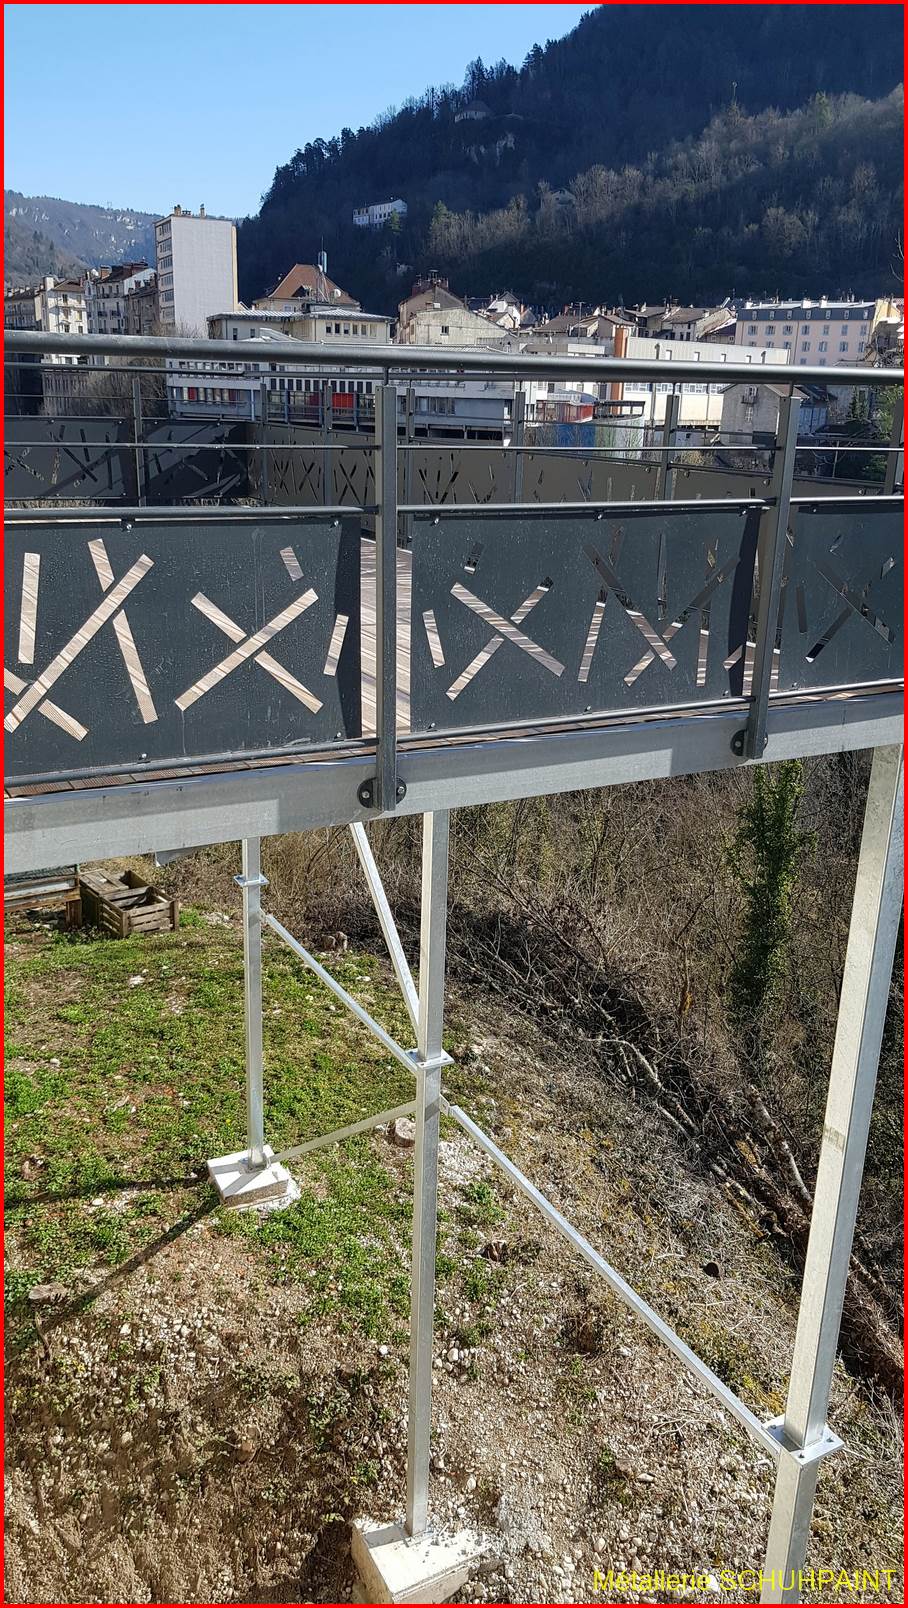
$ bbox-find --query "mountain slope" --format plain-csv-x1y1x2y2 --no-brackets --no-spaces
237,3,904,309
4,191,157,281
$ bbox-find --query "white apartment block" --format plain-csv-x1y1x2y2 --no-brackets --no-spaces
352,198,407,229
736,299,874,366
155,205,238,335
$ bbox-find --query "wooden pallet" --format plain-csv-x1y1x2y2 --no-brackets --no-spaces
78,868,179,938
4,865,83,928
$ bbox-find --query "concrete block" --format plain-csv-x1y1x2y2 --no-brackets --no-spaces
207,1146,300,1211
351,1518,482,1604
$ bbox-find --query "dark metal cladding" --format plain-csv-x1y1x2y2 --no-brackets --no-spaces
408,507,762,734
4,515,362,783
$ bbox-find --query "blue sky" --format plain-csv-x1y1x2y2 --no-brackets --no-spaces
4,3,591,217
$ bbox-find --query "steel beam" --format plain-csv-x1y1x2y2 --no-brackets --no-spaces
349,821,420,1035
8,329,899,390
406,811,450,1536
760,744,904,1603
235,840,267,1168
6,694,902,875
449,1104,781,1460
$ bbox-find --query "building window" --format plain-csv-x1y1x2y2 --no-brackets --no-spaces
841,325,849,335
801,340,809,352
839,341,848,352
766,325,776,336
441,325,450,336
783,324,793,334
801,323,810,334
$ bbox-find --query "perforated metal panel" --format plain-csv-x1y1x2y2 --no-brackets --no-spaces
4,416,135,502
409,507,760,735
4,515,362,784
776,505,902,692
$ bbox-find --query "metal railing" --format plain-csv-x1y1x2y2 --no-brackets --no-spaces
3,331,905,1607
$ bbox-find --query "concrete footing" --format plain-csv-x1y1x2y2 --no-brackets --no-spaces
206,1146,299,1211
351,1519,482,1604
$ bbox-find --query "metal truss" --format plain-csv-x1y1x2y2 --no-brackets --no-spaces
225,759,901,1594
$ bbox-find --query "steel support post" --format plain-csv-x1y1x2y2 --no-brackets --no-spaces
236,838,268,1168
512,386,527,503
883,394,903,495
655,389,680,500
259,381,270,504
760,744,904,1604
131,375,146,505
740,394,801,759
373,383,399,812
405,810,450,1538
322,387,334,504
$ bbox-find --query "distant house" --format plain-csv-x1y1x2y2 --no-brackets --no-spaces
721,381,810,446
255,261,359,312
352,199,408,229
455,98,492,123
396,275,508,346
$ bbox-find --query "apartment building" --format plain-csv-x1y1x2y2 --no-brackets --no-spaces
610,329,789,434
86,261,156,339
736,298,874,365
155,205,237,335
352,198,407,229
397,276,508,347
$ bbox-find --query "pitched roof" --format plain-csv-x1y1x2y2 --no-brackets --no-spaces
266,264,358,307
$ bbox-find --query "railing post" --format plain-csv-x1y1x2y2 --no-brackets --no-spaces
512,385,526,502
406,809,450,1537
883,393,903,495
259,380,270,505
737,392,801,760
322,385,334,505
655,388,680,500
131,375,146,506
235,838,268,1169
368,382,399,813
760,745,904,1603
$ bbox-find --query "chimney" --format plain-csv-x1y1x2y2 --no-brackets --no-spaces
174,204,182,215
199,204,206,217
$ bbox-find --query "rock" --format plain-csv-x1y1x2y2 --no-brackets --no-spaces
236,1439,256,1463
391,1117,416,1148
481,1239,508,1263
378,1344,389,1356
465,1474,477,1493
27,1283,67,1306
128,975,145,988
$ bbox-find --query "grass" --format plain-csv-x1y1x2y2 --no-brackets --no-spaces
4,906,514,1352
3,909,421,1343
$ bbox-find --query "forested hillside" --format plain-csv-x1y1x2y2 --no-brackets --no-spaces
4,192,157,285
237,3,904,310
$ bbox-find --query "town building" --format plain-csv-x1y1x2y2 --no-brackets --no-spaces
125,276,160,336
254,258,359,313
352,198,407,229
396,275,508,347
154,205,237,335
609,328,790,435
735,298,875,366
86,261,156,340
455,98,492,123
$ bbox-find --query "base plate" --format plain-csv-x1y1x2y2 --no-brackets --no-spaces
207,1146,300,1211
351,1518,482,1604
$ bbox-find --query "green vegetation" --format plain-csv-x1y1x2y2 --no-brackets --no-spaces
727,761,811,1026
238,6,902,310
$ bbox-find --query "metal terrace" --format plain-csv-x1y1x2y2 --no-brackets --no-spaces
3,329,904,1603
